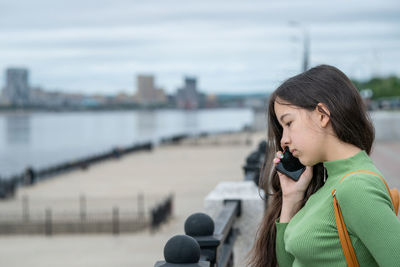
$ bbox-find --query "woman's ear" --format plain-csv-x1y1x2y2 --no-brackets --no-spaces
315,103,331,128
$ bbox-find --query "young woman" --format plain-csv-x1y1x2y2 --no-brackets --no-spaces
248,65,400,267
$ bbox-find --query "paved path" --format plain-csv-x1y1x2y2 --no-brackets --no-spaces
0,133,398,267
0,131,261,267
370,140,400,190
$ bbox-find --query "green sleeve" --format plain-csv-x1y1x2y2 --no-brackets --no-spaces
276,219,294,267
337,174,400,266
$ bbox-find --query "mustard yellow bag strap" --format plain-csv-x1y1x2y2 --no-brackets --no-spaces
332,169,394,266
331,189,359,267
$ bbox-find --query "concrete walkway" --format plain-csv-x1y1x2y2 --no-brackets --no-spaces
0,131,399,267
0,131,262,267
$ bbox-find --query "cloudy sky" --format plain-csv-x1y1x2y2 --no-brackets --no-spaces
0,0,399,95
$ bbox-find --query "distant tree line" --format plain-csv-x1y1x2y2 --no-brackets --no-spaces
352,76,400,99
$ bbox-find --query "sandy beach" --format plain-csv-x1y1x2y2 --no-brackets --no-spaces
0,130,399,267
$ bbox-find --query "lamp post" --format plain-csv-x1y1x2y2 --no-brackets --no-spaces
289,21,310,72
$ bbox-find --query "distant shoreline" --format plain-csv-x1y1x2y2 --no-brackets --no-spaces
0,106,251,114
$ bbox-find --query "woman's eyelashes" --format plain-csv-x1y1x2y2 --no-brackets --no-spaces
286,121,292,127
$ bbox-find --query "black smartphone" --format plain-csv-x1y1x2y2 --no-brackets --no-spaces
275,148,306,181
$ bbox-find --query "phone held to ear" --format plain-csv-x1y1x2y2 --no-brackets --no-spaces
275,148,306,181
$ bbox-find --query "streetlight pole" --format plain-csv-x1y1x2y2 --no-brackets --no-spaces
302,28,310,72
289,21,310,73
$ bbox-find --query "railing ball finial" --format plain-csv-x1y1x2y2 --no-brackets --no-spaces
164,235,201,264
184,212,214,236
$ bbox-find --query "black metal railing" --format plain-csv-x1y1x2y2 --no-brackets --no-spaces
22,142,153,184
0,193,173,235
0,131,246,200
0,142,153,200
0,179,16,199
242,140,268,186
155,199,240,267
151,194,174,231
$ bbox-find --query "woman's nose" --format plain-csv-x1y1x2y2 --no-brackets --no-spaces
280,134,290,149
280,141,289,150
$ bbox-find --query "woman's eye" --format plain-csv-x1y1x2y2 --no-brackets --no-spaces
286,122,292,127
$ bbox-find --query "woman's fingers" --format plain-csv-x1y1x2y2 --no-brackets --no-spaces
273,151,284,164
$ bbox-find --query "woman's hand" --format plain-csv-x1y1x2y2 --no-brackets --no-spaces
273,150,313,222
273,150,313,198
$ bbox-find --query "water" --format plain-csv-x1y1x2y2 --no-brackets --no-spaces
0,108,253,178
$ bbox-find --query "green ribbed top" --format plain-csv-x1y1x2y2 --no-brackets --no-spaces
275,150,400,267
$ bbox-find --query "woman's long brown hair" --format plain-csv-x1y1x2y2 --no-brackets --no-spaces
247,65,375,267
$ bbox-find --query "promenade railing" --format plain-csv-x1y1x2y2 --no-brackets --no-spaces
0,142,153,199
0,131,242,200
155,140,268,266
0,193,173,235
242,140,267,186
155,200,240,267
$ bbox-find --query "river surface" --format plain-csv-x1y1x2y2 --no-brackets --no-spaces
0,108,253,178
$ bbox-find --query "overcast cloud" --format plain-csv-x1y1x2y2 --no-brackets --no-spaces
0,0,399,94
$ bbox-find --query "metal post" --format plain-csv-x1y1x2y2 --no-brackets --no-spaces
45,208,52,236
288,21,310,73
138,193,144,221
113,206,119,235
302,28,310,72
80,194,86,222
22,195,29,222
168,194,174,218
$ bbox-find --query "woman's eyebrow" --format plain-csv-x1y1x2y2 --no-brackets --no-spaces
279,113,291,122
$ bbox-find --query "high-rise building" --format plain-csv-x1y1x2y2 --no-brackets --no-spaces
135,75,166,106
137,75,155,104
4,68,30,106
176,76,200,109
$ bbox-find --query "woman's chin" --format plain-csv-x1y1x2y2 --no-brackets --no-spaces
298,157,309,166
296,153,311,166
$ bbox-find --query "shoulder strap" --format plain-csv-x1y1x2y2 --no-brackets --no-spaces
390,188,399,216
331,170,398,267
331,188,359,267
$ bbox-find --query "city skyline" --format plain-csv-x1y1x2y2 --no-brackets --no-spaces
0,67,224,109
0,0,399,95
0,67,202,97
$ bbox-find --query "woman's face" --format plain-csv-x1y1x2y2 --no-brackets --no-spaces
273,98,327,166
